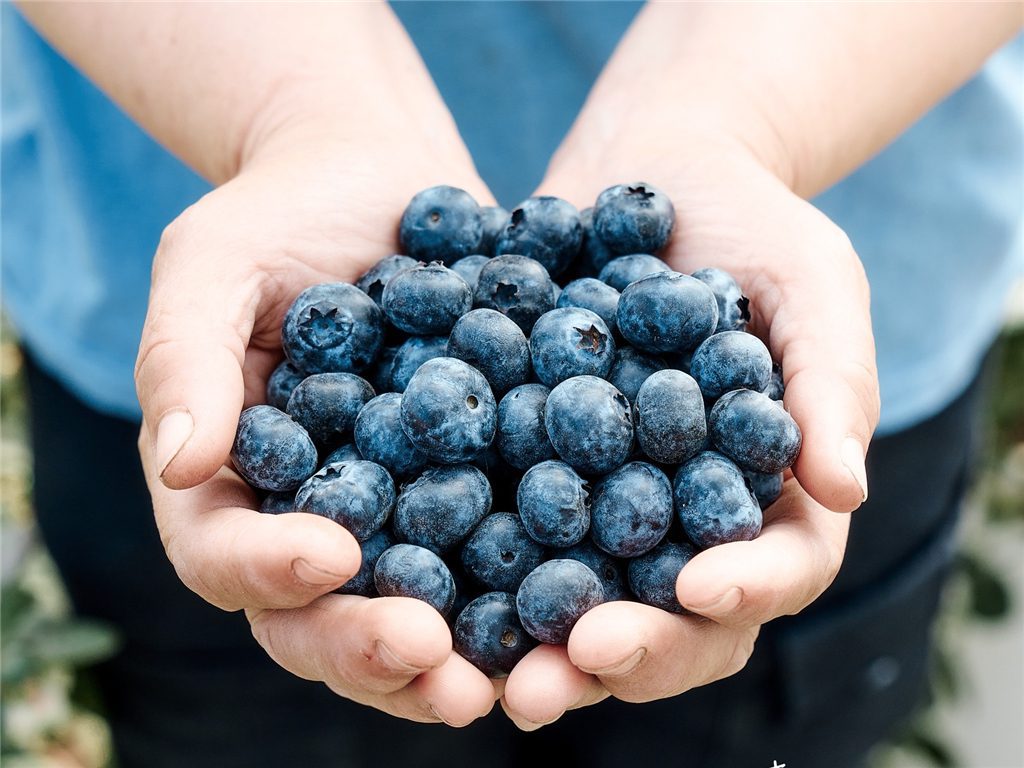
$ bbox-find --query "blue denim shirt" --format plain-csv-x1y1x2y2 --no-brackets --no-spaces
2,3,1021,431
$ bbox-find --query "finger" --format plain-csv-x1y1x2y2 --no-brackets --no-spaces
141,423,360,611
567,602,758,703
502,644,609,730
398,652,498,727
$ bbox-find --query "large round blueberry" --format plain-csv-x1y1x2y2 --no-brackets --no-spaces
260,491,295,515
516,560,604,644
336,528,396,597
321,442,362,467
285,372,374,447
356,254,418,307
597,253,671,292
282,283,384,374
557,278,621,336
450,254,491,291
617,272,719,354
393,464,492,555
674,451,762,548
545,376,633,476
516,460,590,548
495,384,556,470
460,512,546,592
382,263,472,336
294,460,395,541
454,592,536,677
399,185,483,264
374,544,456,617
479,206,509,256
708,389,802,473
593,182,675,255
447,309,531,396
689,331,772,399
627,541,696,613
232,405,318,492
745,470,784,510
265,360,304,410
473,254,555,335
400,358,497,464
691,267,751,333
354,393,428,479
495,197,582,277
390,335,448,393
607,347,666,405
590,461,673,558
576,206,615,276
635,369,706,464
561,541,631,602
530,308,616,388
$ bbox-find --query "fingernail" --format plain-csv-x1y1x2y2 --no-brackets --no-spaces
840,436,869,503
685,586,744,616
156,407,194,479
582,647,647,677
291,558,347,586
376,640,427,675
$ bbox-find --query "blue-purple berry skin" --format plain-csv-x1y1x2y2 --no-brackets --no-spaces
260,491,295,515
495,197,582,278
399,185,483,264
557,278,621,336
627,541,696,613
635,369,707,465
674,451,762,548
689,331,772,399
446,308,531,396
607,347,667,405
495,384,556,471
454,592,536,677
745,470,785,510
367,345,399,394
617,272,719,354
516,460,590,548
691,267,751,333
285,372,375,447
381,263,472,336
321,442,362,467
460,512,546,593
336,528,396,597
577,206,615,276
479,206,509,256
516,559,604,644
393,464,492,555
544,376,633,476
590,461,673,558
231,405,318,492
593,182,675,255
530,307,616,388
266,361,304,410
356,254,418,307
390,335,448,393
764,363,785,401
561,541,631,602
473,254,556,335
597,253,671,292
294,460,396,541
708,389,802,473
282,283,384,375
450,254,492,291
354,393,428,479
374,543,457,617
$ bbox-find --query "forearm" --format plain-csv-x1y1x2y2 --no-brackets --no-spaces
552,1,1022,196
19,2,464,183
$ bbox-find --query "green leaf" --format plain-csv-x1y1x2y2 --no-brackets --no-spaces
27,619,121,666
959,552,1011,621
0,584,35,631
905,727,958,767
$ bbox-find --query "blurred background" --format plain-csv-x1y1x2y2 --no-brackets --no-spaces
1,292,1022,767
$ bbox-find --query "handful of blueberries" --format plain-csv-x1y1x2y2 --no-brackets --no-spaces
232,182,800,678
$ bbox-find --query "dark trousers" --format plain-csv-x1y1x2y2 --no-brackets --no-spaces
26,355,983,768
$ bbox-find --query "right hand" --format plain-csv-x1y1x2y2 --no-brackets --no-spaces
134,115,498,726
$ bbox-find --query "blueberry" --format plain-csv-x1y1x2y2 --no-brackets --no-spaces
689,331,772,399
285,373,375,447
674,451,762,547
577,206,615,276
479,206,509,256
447,308,531,396
530,308,616,388
282,283,384,375
450,254,492,291
295,460,395,541
607,347,667,405
374,543,457,617
495,384,556,470
400,358,497,464
336,528,396,597
473,254,555,335
635,369,706,464
590,461,673,558
231,405,318,492
495,197,582,277
382,263,472,336
354,393,428,479
597,253,671,292
367,344,399,394
516,460,590,547
399,185,483,264
460,512,546,592
617,272,719,354
708,389,802,473
454,592,536,677
556,278,621,336
545,376,633,476
260,491,295,515
593,182,675,255
745,470,784,510
763,362,785,401
691,267,751,333
356,254,418,307
447,561,479,624
561,541,631,602
516,560,604,644
390,335,448,393
393,464,492,555
266,361,304,410
627,541,696,613
322,442,362,466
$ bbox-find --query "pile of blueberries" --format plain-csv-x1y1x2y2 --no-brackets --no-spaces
232,183,801,678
